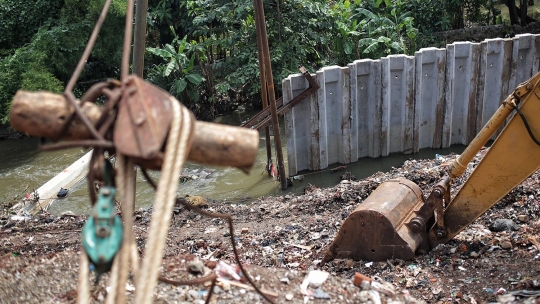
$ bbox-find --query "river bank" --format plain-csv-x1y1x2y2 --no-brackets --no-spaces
1,151,540,303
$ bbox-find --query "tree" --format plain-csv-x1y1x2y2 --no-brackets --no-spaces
0,0,126,123
504,0,536,25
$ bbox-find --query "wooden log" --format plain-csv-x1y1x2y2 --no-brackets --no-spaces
10,90,259,173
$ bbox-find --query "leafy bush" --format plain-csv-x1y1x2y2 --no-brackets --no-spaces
146,31,207,117
0,0,63,50
0,46,63,123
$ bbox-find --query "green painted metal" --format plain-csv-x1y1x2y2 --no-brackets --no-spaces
81,160,123,281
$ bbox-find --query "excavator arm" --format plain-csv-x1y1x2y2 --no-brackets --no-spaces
323,72,540,263
429,71,540,247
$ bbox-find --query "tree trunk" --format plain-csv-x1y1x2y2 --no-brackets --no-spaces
505,0,520,25
520,0,528,25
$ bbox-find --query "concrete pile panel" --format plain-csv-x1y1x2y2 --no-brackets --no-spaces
381,55,415,156
509,34,540,90
283,35,540,176
442,42,481,147
283,73,319,175
476,38,513,136
316,66,351,170
348,59,382,160
414,47,446,151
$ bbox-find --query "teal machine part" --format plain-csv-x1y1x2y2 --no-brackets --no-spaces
81,161,123,282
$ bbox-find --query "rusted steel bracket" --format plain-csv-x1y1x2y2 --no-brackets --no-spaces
241,66,319,130
407,175,450,237
114,76,173,162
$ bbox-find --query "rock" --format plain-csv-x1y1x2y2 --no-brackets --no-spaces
490,219,519,232
185,195,208,207
358,290,369,302
500,241,512,249
241,227,249,234
517,215,529,223
188,258,205,274
312,288,331,299
285,293,294,300
360,280,371,291
343,259,355,269
187,289,199,300
470,251,479,258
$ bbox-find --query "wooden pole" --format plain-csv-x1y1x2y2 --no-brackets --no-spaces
133,0,149,77
254,1,272,164
10,91,259,173
254,0,287,190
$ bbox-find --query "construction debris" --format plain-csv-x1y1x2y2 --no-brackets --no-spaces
1,152,540,302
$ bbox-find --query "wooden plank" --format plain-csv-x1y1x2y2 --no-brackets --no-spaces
316,69,328,169
404,56,415,153
348,62,359,162
475,41,487,136
414,47,446,152
467,43,482,144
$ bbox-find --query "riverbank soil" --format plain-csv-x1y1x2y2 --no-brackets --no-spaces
1,151,540,303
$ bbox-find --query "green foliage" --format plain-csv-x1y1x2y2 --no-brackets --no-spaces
0,0,63,50
146,32,205,106
0,46,63,123
353,6,418,58
0,0,126,123
0,0,504,123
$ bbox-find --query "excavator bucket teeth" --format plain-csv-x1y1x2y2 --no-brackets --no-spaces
322,179,426,262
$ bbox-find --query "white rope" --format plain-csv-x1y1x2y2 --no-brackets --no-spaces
115,157,136,303
135,98,194,303
106,252,121,304
105,154,125,304
105,153,139,303
77,251,90,304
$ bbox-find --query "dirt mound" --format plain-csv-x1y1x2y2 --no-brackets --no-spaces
1,152,539,303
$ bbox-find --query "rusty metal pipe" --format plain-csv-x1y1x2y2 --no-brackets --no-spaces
254,1,272,163
254,0,287,190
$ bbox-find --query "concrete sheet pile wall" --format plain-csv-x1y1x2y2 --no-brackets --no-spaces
283,34,540,176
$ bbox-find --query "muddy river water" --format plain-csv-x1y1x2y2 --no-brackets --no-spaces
0,111,466,214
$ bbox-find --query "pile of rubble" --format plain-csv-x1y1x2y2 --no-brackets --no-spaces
1,151,540,303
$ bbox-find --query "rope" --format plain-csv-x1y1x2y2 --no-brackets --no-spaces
106,253,121,303
135,98,194,303
107,154,138,303
105,154,124,303
77,251,90,304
